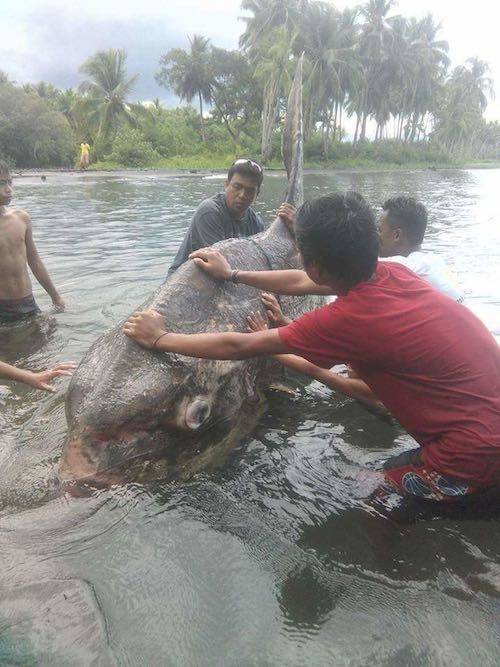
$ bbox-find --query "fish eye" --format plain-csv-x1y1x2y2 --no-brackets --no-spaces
185,399,211,431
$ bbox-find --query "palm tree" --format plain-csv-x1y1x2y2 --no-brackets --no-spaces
239,0,307,54
298,2,361,152
150,98,164,119
400,15,449,141
23,81,61,108
156,35,213,142
298,2,340,148
354,0,398,143
433,58,493,155
334,8,362,141
55,89,80,126
462,57,494,111
240,1,304,160
254,26,296,160
78,49,138,138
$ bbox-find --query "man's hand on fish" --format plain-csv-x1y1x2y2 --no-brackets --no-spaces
247,311,269,333
123,310,168,349
260,292,292,327
277,203,296,231
189,248,232,280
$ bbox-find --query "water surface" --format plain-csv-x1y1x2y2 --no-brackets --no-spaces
0,169,499,665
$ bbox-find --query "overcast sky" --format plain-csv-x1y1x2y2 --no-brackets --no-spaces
2,0,499,119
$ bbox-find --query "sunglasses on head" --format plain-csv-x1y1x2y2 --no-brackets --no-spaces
232,159,263,174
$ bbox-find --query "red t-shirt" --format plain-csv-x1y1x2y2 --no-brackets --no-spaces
278,262,500,486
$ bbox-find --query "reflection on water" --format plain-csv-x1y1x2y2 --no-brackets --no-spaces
0,169,499,664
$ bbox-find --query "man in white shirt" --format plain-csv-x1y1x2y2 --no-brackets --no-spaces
378,196,464,302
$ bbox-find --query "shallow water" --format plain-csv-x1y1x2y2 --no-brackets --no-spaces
1,169,499,665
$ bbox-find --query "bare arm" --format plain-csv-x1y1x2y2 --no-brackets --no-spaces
275,355,387,414
234,269,333,296
0,360,76,392
24,216,65,309
156,329,287,359
189,247,333,296
123,310,291,359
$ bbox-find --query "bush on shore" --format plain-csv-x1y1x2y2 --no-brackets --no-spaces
90,121,460,170
109,128,160,167
0,81,75,167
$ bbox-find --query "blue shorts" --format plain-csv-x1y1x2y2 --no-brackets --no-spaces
0,295,41,324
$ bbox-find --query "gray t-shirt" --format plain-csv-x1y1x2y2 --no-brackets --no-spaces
168,193,264,275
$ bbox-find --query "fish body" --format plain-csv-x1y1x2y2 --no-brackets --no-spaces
60,55,323,485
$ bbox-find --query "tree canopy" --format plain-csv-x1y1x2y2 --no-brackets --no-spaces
0,1,497,168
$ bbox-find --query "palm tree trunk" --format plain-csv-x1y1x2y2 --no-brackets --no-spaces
360,112,368,141
212,97,237,142
323,127,329,157
198,91,206,142
323,106,335,156
261,73,280,161
353,113,360,145
332,101,338,142
305,99,316,142
409,112,419,142
423,114,430,140
398,114,405,141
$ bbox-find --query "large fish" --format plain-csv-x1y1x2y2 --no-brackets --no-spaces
60,55,322,486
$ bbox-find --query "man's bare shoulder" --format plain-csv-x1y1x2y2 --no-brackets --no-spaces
9,208,31,223
0,208,31,228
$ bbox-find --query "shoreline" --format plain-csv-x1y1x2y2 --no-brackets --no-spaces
12,160,500,179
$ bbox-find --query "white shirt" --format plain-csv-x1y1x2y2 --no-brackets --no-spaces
382,251,464,302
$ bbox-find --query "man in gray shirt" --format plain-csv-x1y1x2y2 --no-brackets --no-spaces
168,159,294,275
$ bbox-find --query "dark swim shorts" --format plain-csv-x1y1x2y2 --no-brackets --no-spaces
382,448,482,502
0,294,41,324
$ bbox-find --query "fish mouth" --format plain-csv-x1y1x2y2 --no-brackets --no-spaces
58,438,111,487
58,415,231,488
58,426,170,486
59,391,267,488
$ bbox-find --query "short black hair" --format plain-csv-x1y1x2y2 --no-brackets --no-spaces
0,160,11,178
383,197,428,247
295,192,379,290
227,159,263,189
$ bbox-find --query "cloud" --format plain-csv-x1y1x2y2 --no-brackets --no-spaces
2,0,498,118
0,0,243,103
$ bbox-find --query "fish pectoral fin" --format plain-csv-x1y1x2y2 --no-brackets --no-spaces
267,383,297,396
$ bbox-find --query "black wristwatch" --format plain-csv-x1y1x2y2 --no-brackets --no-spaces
230,269,240,284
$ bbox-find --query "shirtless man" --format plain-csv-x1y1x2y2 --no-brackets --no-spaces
0,162,65,323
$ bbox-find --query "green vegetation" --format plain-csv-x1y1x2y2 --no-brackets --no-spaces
1,0,499,170
0,79,75,167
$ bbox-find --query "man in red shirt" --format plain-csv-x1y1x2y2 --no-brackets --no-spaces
124,193,500,503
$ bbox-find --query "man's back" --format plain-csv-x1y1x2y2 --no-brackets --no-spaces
382,250,464,302
168,193,264,275
279,262,500,484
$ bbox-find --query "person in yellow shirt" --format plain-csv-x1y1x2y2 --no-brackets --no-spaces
79,140,90,170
